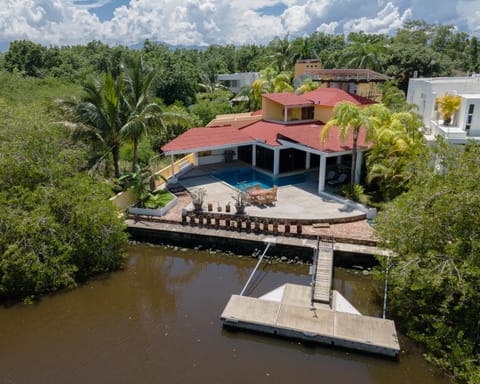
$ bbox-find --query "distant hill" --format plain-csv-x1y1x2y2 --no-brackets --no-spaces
128,40,207,51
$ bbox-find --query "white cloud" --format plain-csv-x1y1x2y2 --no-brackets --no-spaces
456,0,480,34
343,2,412,35
316,21,338,34
0,0,477,50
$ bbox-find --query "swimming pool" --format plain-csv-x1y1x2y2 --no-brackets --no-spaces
212,168,308,190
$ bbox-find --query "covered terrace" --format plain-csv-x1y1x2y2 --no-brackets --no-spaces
161,121,369,193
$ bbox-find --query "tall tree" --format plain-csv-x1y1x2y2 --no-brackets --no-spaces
363,104,424,200
342,32,388,72
121,57,162,172
321,102,374,190
375,140,480,383
122,58,190,171
61,74,126,178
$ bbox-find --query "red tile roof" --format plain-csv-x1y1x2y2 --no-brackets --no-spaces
162,121,371,154
240,120,370,151
262,93,312,107
161,126,253,153
278,123,370,152
303,87,376,106
240,120,284,146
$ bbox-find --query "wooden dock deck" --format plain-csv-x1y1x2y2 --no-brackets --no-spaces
221,284,400,358
313,242,334,304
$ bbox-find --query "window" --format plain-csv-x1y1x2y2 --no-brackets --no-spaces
302,107,314,120
466,104,475,135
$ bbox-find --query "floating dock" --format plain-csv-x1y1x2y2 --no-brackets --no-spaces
221,284,400,358
221,241,399,358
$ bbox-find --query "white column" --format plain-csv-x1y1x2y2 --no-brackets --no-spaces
318,155,326,192
305,152,311,169
273,149,280,176
170,154,175,176
252,144,257,166
284,107,288,123
169,154,177,183
354,151,363,184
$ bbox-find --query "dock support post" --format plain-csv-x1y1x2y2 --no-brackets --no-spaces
382,256,391,319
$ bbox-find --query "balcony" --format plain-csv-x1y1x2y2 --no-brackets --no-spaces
428,120,468,143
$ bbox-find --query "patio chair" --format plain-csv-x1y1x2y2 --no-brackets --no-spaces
327,173,348,186
326,170,337,181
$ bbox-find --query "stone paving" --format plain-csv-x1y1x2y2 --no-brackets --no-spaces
179,173,367,222
160,189,378,246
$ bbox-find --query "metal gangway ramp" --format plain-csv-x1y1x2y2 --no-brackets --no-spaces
312,240,334,305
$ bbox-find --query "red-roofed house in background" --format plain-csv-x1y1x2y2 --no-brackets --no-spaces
161,88,375,192
294,60,391,102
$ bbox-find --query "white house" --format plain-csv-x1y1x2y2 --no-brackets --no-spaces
216,72,259,94
407,75,480,144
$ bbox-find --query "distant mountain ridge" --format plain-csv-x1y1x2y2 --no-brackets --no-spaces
128,40,207,51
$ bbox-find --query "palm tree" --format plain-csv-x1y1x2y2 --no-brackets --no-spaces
342,34,387,72
436,94,461,125
295,78,320,95
268,34,294,72
121,57,190,172
240,68,294,111
321,102,373,190
363,104,424,199
61,74,126,178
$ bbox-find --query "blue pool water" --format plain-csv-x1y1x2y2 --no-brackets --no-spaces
212,168,308,190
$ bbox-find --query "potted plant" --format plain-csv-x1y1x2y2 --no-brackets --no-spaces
189,188,206,211
232,189,249,214
436,94,461,126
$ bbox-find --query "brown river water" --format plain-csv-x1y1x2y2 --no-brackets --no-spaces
0,244,449,384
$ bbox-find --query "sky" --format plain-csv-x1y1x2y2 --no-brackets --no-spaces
0,0,479,51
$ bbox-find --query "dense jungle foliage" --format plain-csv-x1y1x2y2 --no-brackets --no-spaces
376,141,480,383
0,75,128,303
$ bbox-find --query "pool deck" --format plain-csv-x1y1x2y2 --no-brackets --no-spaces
127,162,390,256
178,163,369,223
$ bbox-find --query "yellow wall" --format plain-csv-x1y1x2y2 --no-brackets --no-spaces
314,105,334,123
109,153,195,210
294,60,323,78
263,98,284,121
152,153,195,188
109,188,136,211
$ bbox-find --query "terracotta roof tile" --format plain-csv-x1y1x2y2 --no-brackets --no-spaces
241,120,371,151
303,88,376,106
277,123,370,152
262,93,312,107
161,126,253,153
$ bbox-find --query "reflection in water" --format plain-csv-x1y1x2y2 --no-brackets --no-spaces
0,244,449,384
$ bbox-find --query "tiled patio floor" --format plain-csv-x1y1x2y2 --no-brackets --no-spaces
157,164,379,245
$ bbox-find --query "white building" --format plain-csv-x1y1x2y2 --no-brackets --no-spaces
407,75,480,144
217,72,259,94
